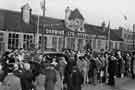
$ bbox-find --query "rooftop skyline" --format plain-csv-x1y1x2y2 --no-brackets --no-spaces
0,0,134,30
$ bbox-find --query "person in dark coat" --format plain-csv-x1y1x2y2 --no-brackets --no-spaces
0,51,11,82
63,57,75,90
115,51,124,78
2,63,22,90
88,57,97,85
108,55,116,86
45,64,57,90
131,52,135,79
71,65,83,90
15,62,34,90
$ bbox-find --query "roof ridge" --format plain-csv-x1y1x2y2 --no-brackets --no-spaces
0,8,64,21
0,8,20,14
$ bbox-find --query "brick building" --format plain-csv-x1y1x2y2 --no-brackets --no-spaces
0,4,123,54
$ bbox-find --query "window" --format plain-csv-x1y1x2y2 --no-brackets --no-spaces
0,32,4,54
115,42,118,49
93,39,96,49
52,37,57,50
23,34,33,50
58,38,63,51
97,39,101,49
8,33,19,49
67,38,75,50
85,40,92,49
78,39,83,50
39,36,47,49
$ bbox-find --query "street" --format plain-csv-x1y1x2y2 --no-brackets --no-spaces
82,78,135,90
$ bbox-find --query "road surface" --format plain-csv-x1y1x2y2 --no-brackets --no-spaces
82,77,135,90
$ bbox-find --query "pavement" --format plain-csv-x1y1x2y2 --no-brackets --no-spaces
0,77,134,90
82,77,135,90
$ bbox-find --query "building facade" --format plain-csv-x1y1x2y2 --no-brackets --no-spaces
118,27,134,51
0,4,123,54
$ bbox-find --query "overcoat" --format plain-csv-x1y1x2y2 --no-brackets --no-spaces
3,73,22,90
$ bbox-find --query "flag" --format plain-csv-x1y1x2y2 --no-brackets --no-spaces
102,21,106,32
124,15,127,20
107,21,110,32
40,0,46,10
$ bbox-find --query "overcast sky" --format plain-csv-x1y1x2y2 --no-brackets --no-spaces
0,0,134,30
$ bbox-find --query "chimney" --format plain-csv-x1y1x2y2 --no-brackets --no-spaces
65,6,71,21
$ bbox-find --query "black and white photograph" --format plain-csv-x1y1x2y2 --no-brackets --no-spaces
0,0,135,90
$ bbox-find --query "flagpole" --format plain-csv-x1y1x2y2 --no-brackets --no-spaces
133,24,135,50
41,0,46,53
108,21,111,51
42,0,46,17
36,15,40,49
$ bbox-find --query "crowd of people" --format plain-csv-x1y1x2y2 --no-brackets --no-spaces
0,48,135,90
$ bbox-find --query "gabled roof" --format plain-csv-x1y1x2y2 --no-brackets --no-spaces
68,9,84,20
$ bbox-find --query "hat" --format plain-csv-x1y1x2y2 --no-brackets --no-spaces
8,63,15,71
23,63,31,70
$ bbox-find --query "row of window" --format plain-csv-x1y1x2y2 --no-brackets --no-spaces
45,29,64,36
7,33,64,51
5,32,109,51
8,33,19,49
66,32,96,39
0,32,4,54
8,33,34,50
